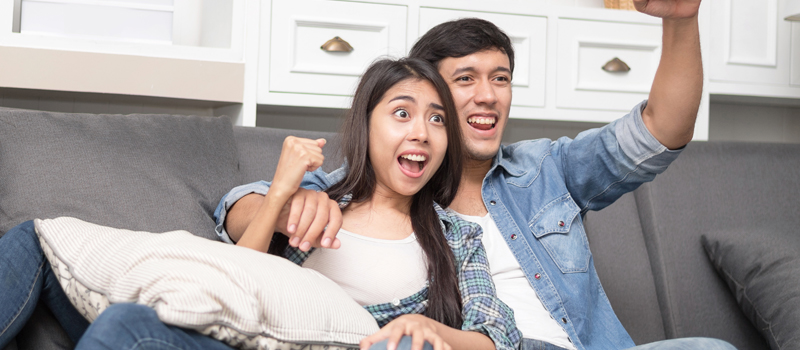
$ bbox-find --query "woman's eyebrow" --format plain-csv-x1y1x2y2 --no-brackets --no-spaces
430,103,444,111
389,95,415,103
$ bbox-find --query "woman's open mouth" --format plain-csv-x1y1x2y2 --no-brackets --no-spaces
398,153,428,178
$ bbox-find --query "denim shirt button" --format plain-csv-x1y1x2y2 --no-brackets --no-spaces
558,220,565,227
534,273,541,279
510,234,517,240
562,318,567,323
489,200,496,205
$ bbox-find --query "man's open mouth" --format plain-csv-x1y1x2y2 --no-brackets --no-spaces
468,116,496,131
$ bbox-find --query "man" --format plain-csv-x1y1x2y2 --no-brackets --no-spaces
217,1,733,349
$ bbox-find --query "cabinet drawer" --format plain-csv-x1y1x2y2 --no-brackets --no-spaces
269,0,407,96
556,19,661,111
418,8,547,108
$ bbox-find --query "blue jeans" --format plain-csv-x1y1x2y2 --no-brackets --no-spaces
522,337,734,350
627,338,737,350
76,304,435,350
0,220,89,348
75,303,235,350
368,336,433,350
520,339,570,350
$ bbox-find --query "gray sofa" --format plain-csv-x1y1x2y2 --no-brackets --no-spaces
1,106,798,350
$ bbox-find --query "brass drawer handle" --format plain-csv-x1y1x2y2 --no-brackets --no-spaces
321,36,354,52
602,57,630,73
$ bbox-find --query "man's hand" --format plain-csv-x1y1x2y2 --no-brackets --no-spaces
360,315,451,350
278,188,342,251
633,0,701,19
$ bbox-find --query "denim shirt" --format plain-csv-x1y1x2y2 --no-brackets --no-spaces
215,100,681,350
477,100,680,350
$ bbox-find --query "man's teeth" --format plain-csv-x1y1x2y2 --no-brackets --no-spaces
468,117,495,125
400,154,426,162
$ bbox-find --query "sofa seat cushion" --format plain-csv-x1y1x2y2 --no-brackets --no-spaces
702,229,800,350
35,216,379,349
0,107,240,240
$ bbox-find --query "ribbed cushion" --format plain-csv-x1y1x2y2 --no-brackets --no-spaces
34,217,379,349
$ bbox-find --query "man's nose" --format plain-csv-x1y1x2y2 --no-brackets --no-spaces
474,79,498,105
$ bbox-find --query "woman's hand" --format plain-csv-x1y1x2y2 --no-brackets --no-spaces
269,136,327,201
360,315,452,350
236,136,327,253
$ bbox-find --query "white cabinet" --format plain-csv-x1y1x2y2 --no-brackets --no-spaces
266,0,407,98
9,0,797,142
0,0,248,105
708,0,800,98
556,18,662,112
418,7,547,108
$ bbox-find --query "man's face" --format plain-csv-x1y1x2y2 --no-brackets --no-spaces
437,48,512,161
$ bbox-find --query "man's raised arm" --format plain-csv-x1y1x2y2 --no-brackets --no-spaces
637,0,703,150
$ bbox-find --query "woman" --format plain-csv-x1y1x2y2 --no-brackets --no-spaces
228,57,520,350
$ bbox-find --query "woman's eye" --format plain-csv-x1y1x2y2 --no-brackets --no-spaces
429,115,444,124
394,109,409,118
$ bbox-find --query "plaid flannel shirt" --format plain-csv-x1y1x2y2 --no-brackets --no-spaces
283,198,522,350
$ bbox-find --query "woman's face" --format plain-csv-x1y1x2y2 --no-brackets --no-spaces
368,78,448,199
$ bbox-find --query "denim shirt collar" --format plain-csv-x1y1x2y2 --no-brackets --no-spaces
490,142,537,178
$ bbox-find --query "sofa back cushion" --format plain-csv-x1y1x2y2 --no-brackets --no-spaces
584,192,667,345
0,107,240,240
633,141,800,349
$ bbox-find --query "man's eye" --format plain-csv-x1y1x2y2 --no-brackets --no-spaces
495,76,510,82
394,109,409,118
456,76,471,82
429,115,444,123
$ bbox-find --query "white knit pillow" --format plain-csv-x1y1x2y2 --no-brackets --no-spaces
34,217,379,350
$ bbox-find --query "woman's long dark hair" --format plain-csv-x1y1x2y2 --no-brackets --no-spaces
327,57,465,328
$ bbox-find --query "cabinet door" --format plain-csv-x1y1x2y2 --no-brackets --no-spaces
556,18,662,111
269,0,407,96
418,8,547,108
709,0,792,86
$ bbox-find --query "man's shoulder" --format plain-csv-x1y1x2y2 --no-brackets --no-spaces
494,137,561,173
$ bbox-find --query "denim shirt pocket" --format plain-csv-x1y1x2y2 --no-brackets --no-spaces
528,194,591,274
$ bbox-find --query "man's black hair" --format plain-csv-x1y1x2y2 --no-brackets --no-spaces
409,18,515,74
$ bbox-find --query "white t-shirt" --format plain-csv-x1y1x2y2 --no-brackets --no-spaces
302,228,428,306
451,211,576,350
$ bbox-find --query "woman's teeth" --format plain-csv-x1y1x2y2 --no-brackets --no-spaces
400,154,427,162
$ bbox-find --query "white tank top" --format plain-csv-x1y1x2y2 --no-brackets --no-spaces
451,211,577,350
302,228,428,306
